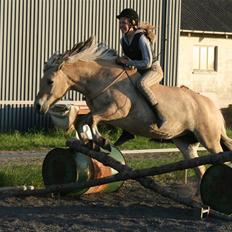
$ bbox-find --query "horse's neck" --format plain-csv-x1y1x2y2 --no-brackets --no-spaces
87,67,121,99
65,60,139,101
79,61,122,94
63,61,101,94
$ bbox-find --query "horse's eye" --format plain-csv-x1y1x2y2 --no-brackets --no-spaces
47,79,53,85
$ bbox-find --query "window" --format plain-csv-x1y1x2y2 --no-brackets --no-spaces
193,45,218,72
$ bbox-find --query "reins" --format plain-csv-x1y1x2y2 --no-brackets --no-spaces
88,69,126,101
124,68,137,88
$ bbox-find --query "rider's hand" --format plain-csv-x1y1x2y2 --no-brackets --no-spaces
116,56,129,65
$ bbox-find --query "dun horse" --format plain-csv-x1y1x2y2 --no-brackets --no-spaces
35,36,232,185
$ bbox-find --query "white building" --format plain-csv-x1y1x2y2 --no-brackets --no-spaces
178,0,232,116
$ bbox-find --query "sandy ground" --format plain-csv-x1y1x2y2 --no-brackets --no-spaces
0,151,231,231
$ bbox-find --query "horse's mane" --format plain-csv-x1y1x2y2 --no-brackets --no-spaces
68,41,117,63
44,36,117,71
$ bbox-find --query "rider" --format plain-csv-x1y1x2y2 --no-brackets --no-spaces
116,8,166,129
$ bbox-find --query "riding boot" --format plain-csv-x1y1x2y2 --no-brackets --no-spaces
152,104,166,128
114,130,135,146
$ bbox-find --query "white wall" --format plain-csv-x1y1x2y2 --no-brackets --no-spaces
178,35,232,108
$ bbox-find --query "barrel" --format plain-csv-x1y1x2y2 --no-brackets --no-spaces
42,145,126,195
200,163,232,214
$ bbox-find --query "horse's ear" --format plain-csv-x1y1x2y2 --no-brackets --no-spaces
58,62,64,70
82,36,95,50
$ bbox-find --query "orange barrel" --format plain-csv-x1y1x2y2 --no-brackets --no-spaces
42,145,126,195
200,163,232,214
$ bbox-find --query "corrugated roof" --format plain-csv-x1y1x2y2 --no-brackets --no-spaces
181,0,232,32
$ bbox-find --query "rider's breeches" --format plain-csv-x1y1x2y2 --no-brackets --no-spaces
137,61,164,106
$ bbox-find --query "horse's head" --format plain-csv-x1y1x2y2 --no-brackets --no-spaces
34,60,70,113
35,37,95,114
35,36,118,113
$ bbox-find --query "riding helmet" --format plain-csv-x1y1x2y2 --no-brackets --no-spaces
116,8,139,26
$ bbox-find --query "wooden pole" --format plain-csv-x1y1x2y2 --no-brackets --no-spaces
0,185,34,193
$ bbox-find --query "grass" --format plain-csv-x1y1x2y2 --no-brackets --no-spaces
0,130,67,151
0,127,175,151
1,127,232,151
0,128,231,189
0,162,43,188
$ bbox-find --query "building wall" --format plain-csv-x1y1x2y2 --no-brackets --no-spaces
178,35,232,108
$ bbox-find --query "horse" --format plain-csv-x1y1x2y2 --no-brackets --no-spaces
35,36,232,187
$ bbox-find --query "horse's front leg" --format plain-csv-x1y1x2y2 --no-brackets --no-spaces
91,122,111,151
74,113,111,151
77,95,130,150
74,113,93,144
87,107,121,151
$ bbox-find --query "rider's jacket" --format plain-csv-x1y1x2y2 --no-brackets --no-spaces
120,30,153,74
121,32,144,61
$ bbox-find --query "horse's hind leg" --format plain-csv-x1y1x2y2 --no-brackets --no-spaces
195,129,223,154
173,138,205,180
